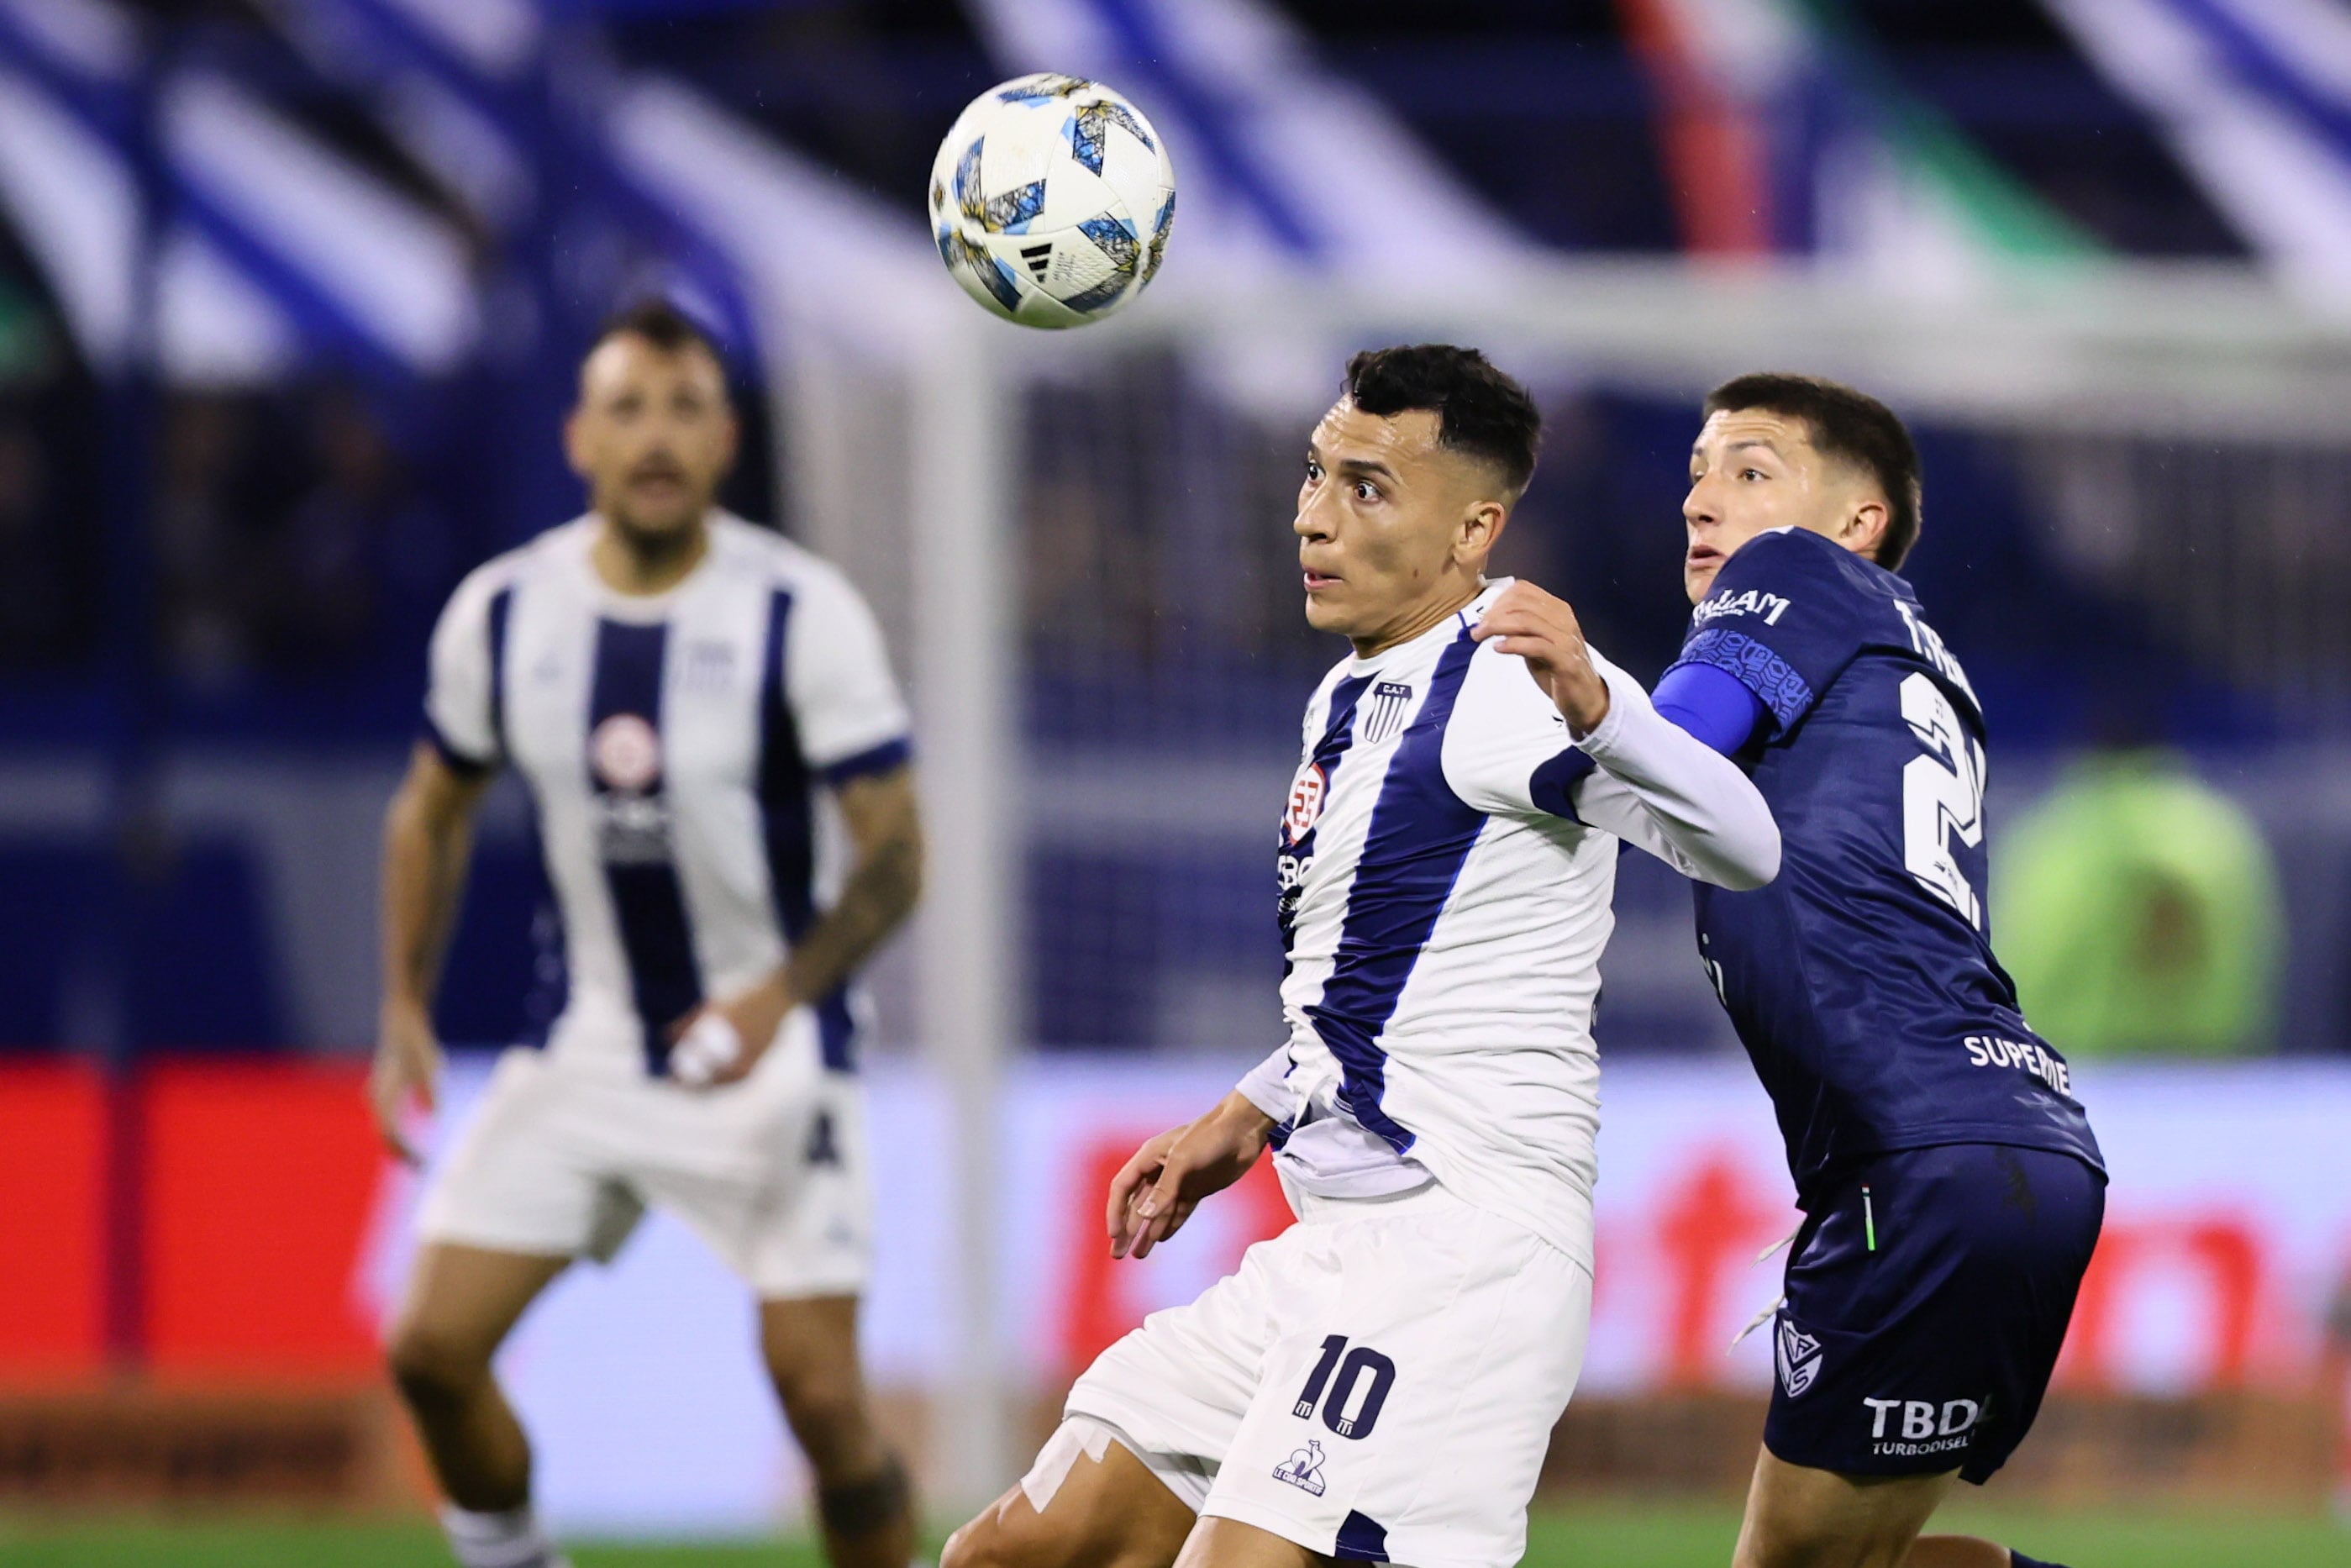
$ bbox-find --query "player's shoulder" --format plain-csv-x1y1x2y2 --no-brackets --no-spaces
437,518,587,624
1698,527,1921,645
1452,622,1582,734
712,513,871,610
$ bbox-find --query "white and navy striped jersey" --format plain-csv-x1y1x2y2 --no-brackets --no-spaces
423,513,912,1080
1239,580,1779,1270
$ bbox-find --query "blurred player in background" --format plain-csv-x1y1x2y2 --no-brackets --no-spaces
944,345,1781,1568
371,301,923,1568
1650,375,2105,1568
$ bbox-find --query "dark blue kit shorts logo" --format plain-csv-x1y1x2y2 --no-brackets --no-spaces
1763,1143,2105,1484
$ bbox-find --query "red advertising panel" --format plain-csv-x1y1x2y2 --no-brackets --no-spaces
0,1060,108,1382
142,1061,384,1381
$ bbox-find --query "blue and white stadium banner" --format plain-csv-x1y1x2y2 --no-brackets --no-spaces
2048,0,2351,308
960,0,1537,284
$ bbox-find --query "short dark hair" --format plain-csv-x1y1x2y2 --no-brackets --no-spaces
588,297,726,371
1703,372,1922,570
1344,344,1541,497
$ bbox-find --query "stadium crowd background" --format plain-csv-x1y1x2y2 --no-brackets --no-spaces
1,0,2348,1555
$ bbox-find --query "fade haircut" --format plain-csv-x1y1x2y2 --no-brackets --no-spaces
1344,345,1542,498
1704,372,1923,570
586,297,726,373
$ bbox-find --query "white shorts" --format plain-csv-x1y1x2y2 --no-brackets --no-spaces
416,1026,870,1300
1052,1181,1591,1568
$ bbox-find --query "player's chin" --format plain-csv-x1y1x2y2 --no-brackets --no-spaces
1683,561,1722,602
1302,590,1349,634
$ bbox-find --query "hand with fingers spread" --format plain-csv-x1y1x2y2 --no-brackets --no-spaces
371,996,443,1166
1471,579,1612,735
1106,1092,1277,1260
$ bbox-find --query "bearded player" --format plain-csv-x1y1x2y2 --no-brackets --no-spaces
944,345,1782,1568
371,301,922,1568
1650,374,2105,1568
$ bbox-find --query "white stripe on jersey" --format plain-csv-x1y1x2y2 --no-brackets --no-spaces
1247,579,1780,1269
423,513,911,1080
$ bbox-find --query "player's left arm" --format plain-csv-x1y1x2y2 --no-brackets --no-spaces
673,565,923,1087
1471,581,1780,889
679,764,924,1086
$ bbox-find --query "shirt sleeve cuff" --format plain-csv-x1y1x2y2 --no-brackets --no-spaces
422,718,497,779
1235,1044,1303,1128
818,735,913,787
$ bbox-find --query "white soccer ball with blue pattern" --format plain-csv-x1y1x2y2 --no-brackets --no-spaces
928,74,1176,329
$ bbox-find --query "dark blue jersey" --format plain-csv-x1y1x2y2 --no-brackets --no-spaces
1669,528,2102,1202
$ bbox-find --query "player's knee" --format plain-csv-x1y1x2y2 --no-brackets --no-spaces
768,1365,870,1466
941,1497,1054,1568
386,1320,492,1409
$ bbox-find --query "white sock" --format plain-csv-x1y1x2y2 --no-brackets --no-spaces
439,1503,566,1568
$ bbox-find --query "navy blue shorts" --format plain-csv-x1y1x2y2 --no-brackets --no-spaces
1764,1142,2105,1485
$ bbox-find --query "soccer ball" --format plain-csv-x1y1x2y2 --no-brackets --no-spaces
927,74,1176,329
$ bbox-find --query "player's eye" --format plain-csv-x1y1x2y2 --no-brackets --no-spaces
1741,468,1765,481
1353,480,1380,502
1303,459,1323,483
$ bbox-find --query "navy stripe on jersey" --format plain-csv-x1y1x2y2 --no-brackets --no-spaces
1305,632,1484,1154
422,584,513,778
589,618,703,1073
822,735,913,787
1269,672,1375,1151
759,590,857,1071
1280,673,1375,960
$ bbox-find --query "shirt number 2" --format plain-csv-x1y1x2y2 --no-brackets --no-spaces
1899,672,1986,929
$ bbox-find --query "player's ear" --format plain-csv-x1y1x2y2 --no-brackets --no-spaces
561,406,593,481
1841,496,1890,560
1460,497,1507,565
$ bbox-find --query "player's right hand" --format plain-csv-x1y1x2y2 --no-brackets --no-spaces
1107,1091,1275,1261
371,997,443,1167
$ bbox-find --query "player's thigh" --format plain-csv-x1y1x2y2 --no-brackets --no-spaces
415,1048,642,1265
1733,1445,1955,1568
388,1242,571,1386
643,1069,873,1302
1204,1192,1590,1568
944,1425,1197,1568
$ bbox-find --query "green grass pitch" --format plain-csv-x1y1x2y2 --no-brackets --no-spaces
0,1505,2339,1566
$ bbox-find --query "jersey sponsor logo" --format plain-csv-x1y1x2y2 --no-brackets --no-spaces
1360,681,1414,745
591,713,663,793
1864,1396,1981,1458
681,639,737,693
1776,1318,1824,1397
1281,760,1328,845
1692,587,1793,628
1964,1034,2073,1097
1271,1439,1328,1496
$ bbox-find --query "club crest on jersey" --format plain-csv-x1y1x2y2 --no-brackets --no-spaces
1360,681,1414,745
591,713,663,793
1777,1318,1824,1398
1282,761,1328,845
1271,1439,1328,1497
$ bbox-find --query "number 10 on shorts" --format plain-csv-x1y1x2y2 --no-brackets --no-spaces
1293,1334,1396,1439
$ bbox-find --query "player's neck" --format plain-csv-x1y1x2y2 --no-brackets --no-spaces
1349,576,1484,660
592,512,711,597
